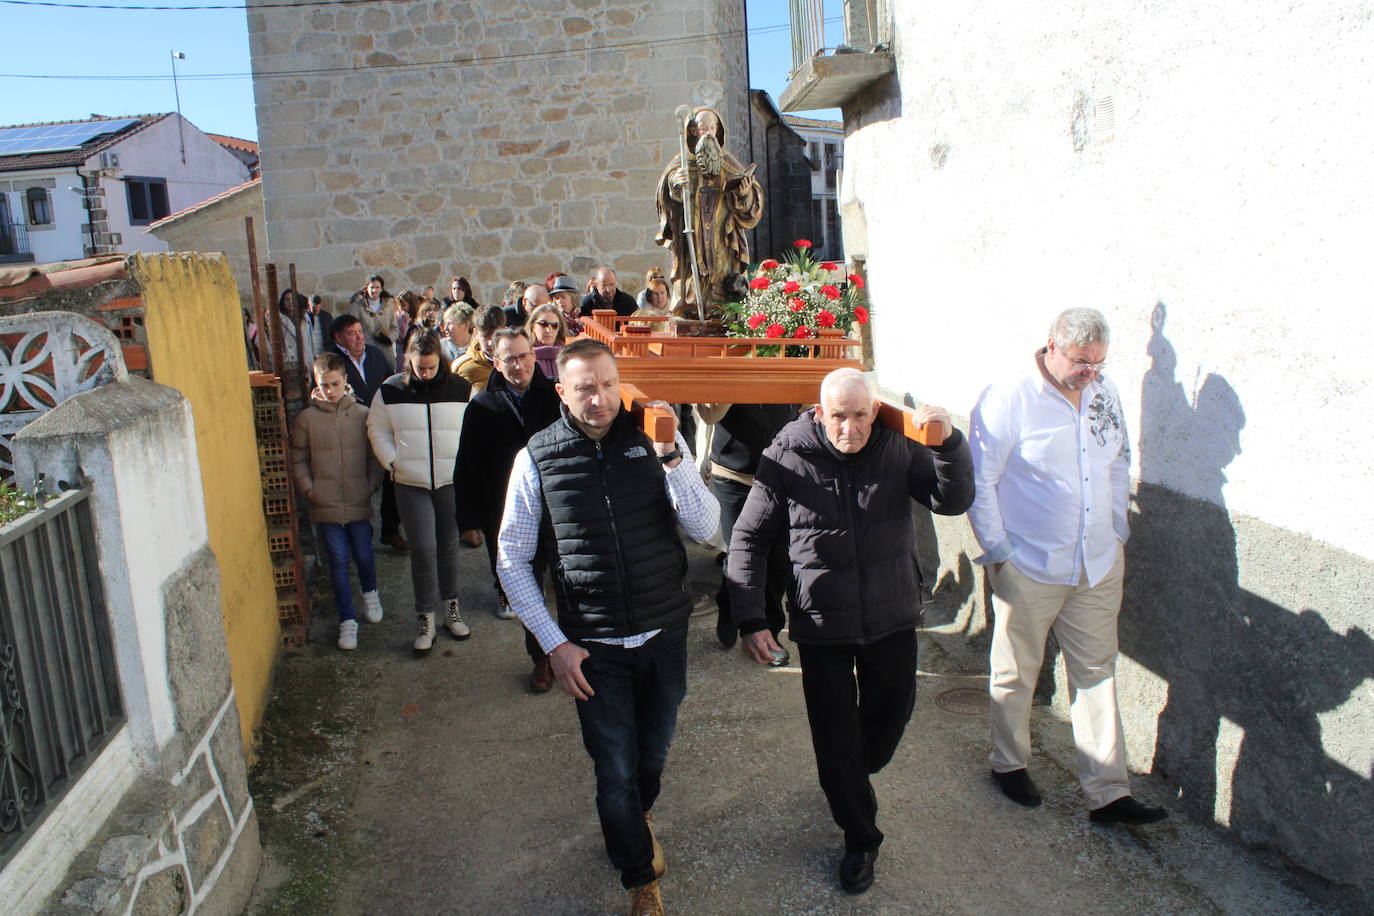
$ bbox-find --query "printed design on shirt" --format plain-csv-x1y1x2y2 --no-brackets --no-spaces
1087,389,1124,448
624,445,648,459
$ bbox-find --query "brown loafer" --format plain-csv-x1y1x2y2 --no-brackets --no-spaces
529,656,554,693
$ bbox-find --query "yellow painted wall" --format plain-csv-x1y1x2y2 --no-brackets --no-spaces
132,252,279,759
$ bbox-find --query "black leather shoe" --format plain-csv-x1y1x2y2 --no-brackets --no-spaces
991,768,1042,807
1089,796,1168,825
715,604,737,649
838,849,877,894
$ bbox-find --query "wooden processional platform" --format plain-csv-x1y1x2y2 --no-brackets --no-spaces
577,311,939,446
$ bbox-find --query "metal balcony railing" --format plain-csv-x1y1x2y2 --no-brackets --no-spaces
0,219,31,259
0,487,124,866
789,0,889,75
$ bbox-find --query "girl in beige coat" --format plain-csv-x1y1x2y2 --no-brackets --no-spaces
291,352,385,650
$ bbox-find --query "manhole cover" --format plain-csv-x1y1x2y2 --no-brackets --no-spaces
934,687,989,716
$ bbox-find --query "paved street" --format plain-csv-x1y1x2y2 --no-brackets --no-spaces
245,537,1335,915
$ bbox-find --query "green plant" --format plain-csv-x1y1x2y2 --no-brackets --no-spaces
0,479,43,527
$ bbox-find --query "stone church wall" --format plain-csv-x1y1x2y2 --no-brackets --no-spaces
247,0,749,304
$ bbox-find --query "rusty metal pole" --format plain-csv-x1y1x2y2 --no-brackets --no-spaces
265,262,283,379
289,262,307,402
245,216,266,371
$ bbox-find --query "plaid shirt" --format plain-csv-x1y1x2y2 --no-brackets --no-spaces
496,430,717,654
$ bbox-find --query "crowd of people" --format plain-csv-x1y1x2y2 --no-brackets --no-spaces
287,279,1167,915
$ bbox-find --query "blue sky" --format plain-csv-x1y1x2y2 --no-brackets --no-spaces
0,0,841,141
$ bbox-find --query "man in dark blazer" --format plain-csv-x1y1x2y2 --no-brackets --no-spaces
455,327,561,690
331,314,406,552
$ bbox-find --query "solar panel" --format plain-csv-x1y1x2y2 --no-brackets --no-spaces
0,118,142,157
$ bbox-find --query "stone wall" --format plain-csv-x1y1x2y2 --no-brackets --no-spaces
147,180,267,318
7,378,260,915
837,2,1374,905
247,0,750,305
747,90,816,262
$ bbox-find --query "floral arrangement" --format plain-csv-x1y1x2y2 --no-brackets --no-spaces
722,240,869,349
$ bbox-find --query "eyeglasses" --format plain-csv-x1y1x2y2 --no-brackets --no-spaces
495,352,534,365
533,320,560,330
1069,359,1107,372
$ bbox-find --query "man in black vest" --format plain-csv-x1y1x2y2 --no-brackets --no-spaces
455,327,561,691
728,368,974,895
497,338,717,915
331,314,406,553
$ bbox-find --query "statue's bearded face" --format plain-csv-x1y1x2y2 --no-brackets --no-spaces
695,131,723,179
689,109,725,178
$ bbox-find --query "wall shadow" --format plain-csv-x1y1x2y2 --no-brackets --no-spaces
1121,303,1373,902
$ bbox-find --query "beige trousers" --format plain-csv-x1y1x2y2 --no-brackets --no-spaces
987,544,1130,808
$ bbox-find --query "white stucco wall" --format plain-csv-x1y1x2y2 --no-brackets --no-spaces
98,115,253,256
842,0,1373,562
0,169,88,263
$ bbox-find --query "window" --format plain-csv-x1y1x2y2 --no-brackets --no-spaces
25,187,52,225
825,198,841,259
125,177,169,225
812,199,823,242
808,141,820,172
824,142,838,190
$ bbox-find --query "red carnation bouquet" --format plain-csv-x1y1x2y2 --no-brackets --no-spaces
724,240,869,351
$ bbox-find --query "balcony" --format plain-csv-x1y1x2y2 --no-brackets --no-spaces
779,0,895,113
0,220,34,264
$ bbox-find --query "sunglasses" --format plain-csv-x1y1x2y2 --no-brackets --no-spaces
533,320,560,330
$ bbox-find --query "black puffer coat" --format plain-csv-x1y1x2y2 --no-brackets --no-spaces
727,409,974,645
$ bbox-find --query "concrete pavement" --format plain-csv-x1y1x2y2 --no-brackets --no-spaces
245,538,1336,915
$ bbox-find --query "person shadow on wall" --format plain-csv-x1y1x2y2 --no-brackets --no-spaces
1122,302,1373,894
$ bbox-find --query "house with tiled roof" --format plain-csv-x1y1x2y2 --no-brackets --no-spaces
0,113,253,265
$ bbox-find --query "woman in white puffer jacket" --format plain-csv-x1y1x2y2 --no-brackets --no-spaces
367,330,473,655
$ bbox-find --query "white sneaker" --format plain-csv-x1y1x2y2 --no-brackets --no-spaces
362,590,383,623
413,613,436,656
495,592,517,620
337,619,359,651
445,598,471,640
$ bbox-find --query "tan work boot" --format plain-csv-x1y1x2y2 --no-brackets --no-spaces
413,613,436,656
645,811,665,878
627,879,664,916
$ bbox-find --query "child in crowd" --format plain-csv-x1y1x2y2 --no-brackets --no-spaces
291,352,385,650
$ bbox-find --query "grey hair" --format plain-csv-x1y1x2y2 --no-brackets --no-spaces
820,367,877,403
442,303,473,326
1049,308,1110,349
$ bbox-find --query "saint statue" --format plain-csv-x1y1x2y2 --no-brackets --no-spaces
655,106,764,318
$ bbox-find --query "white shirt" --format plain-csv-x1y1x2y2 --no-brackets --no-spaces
968,356,1130,587
496,428,718,654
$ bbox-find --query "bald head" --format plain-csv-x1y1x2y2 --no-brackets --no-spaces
593,267,618,302
523,284,550,308
818,369,880,454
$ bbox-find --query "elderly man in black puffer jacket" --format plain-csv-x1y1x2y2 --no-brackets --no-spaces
727,367,974,896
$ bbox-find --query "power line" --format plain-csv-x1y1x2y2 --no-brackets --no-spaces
2,0,400,9
0,19,840,83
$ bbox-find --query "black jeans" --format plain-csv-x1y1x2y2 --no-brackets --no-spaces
574,623,688,889
481,517,545,661
798,629,918,853
380,476,401,539
713,476,788,635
